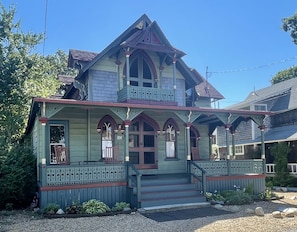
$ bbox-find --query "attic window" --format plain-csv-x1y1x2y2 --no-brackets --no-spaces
254,104,267,111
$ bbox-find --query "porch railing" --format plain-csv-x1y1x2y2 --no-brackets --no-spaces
266,163,297,175
187,161,206,194
118,86,175,103
126,162,142,208
39,163,126,186
195,159,265,176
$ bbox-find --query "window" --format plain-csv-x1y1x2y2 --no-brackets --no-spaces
164,119,179,158
47,121,68,165
230,145,244,155
254,104,267,112
126,51,156,88
98,115,117,159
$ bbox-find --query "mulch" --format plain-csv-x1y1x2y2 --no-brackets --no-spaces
141,207,234,222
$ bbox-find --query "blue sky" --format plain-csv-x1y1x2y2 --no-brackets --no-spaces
2,0,297,108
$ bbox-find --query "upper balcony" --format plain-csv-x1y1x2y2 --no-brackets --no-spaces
118,86,177,105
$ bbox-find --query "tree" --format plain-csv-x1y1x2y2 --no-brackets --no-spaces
270,66,297,84
271,142,291,187
0,3,75,209
269,12,297,84
282,11,297,45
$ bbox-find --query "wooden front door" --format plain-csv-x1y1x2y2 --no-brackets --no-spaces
129,117,157,169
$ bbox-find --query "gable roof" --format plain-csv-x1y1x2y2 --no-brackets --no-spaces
227,77,297,111
68,49,98,69
72,14,200,86
191,69,224,100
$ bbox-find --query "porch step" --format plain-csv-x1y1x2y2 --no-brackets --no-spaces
132,173,206,208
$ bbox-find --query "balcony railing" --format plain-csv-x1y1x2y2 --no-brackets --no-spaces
118,86,175,103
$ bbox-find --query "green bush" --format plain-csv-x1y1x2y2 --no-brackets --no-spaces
112,202,130,212
44,203,60,214
82,199,110,214
0,141,37,209
221,190,253,205
66,201,84,214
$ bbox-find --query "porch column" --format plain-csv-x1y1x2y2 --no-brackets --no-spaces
259,125,266,173
115,60,122,90
225,124,231,159
231,130,236,159
39,101,48,165
172,55,177,102
125,49,131,86
158,66,164,89
209,135,213,159
124,120,131,162
259,125,266,159
186,122,191,160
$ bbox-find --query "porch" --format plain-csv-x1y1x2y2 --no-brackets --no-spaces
38,159,266,209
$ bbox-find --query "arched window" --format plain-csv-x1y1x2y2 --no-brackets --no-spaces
163,118,179,158
124,50,157,88
97,115,117,159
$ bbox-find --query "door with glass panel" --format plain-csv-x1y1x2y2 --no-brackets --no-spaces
129,117,157,169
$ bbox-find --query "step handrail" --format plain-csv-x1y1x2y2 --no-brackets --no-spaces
187,160,207,195
126,162,142,208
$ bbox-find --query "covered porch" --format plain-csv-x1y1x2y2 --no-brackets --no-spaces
27,98,268,209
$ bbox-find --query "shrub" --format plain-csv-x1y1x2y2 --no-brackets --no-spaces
82,199,110,214
112,202,130,212
221,190,253,205
44,203,60,214
66,201,84,214
0,141,37,209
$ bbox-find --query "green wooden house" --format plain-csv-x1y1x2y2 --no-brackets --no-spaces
26,14,268,209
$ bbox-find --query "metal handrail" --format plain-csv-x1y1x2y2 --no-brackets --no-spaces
126,162,142,208
187,160,207,195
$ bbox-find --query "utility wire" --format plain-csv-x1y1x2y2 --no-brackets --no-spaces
208,56,297,74
42,0,48,56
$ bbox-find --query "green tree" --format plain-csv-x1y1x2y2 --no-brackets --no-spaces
270,66,297,84
271,142,291,186
282,11,297,45
0,3,75,208
269,12,297,85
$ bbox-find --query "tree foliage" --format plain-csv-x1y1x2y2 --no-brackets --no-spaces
282,11,297,45
270,66,297,84
271,142,291,187
0,3,75,208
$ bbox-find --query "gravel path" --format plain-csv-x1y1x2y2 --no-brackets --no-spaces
1,191,297,232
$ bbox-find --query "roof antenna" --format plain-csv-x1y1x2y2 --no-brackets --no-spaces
252,86,259,96
42,0,48,56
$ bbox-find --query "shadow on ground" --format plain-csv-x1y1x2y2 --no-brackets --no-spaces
141,207,234,222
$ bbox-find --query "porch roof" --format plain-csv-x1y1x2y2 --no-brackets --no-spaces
224,125,297,146
26,97,271,136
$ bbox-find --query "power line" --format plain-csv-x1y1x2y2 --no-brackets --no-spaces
208,56,297,74
42,0,48,56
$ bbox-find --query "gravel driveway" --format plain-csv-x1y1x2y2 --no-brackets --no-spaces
1,191,297,232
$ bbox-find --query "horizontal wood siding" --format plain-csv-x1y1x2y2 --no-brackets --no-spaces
206,175,265,194
39,183,127,209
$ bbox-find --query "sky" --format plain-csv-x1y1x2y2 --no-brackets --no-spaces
1,0,297,108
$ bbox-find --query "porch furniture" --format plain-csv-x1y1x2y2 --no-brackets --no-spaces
104,146,121,163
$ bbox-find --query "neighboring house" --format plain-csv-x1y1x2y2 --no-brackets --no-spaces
216,77,297,164
25,14,268,209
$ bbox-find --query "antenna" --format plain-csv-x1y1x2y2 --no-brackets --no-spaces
42,0,48,56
